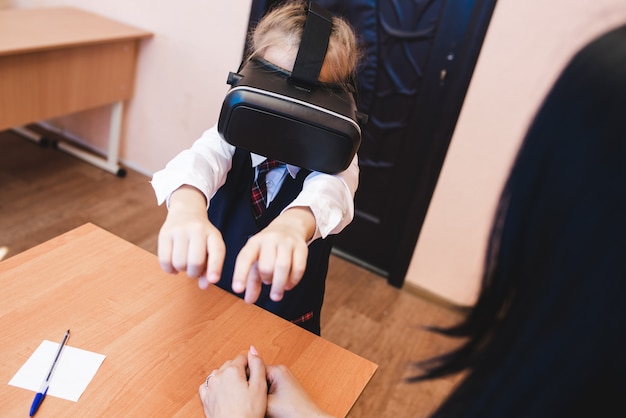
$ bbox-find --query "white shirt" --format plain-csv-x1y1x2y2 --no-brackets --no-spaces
150,125,359,241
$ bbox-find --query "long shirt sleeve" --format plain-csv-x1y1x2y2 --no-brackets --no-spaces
150,125,359,240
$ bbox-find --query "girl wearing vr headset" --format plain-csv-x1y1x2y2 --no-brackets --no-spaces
198,22,626,418
151,1,360,335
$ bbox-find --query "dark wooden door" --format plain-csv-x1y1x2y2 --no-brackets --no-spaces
247,0,497,286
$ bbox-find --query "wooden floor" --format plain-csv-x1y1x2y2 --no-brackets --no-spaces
0,129,465,417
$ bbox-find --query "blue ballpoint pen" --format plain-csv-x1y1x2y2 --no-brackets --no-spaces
29,329,70,417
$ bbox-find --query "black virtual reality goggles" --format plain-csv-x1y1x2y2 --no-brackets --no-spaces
217,2,367,174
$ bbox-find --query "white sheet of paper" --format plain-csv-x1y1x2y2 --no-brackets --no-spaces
8,340,106,402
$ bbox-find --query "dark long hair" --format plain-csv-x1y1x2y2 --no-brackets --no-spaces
415,23,626,417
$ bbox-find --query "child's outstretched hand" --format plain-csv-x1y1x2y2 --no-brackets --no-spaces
232,207,316,303
158,185,226,287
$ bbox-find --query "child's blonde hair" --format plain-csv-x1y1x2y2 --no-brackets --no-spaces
249,0,359,87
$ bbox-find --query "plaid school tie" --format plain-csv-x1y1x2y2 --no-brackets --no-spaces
251,159,282,219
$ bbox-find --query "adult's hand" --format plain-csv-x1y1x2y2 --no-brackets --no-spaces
266,363,335,418
199,347,268,418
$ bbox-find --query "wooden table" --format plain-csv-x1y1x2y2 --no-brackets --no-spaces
0,224,377,417
0,7,152,176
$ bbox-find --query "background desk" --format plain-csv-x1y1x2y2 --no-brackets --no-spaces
0,7,152,176
0,223,377,417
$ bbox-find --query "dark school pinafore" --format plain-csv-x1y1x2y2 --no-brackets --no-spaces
208,148,334,335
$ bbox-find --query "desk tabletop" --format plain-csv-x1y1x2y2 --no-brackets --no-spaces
0,223,376,417
0,7,152,56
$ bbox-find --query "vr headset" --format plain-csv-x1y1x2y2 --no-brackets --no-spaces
217,2,366,174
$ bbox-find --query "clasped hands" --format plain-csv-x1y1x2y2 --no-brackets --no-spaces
158,186,315,303
199,346,332,418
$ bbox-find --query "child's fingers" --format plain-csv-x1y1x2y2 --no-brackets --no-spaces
267,245,292,301
170,235,191,273
206,232,226,283
232,242,260,294
186,235,207,278
157,233,175,273
256,244,277,283
244,263,262,303
198,273,210,290
286,244,307,290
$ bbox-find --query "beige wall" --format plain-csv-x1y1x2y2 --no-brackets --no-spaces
405,0,626,306
10,1,626,306
12,0,252,174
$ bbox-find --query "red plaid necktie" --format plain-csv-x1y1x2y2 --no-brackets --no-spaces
251,159,282,219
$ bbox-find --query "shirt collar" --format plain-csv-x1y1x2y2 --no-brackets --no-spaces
250,153,299,178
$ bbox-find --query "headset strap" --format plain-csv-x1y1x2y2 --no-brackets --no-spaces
289,2,333,89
